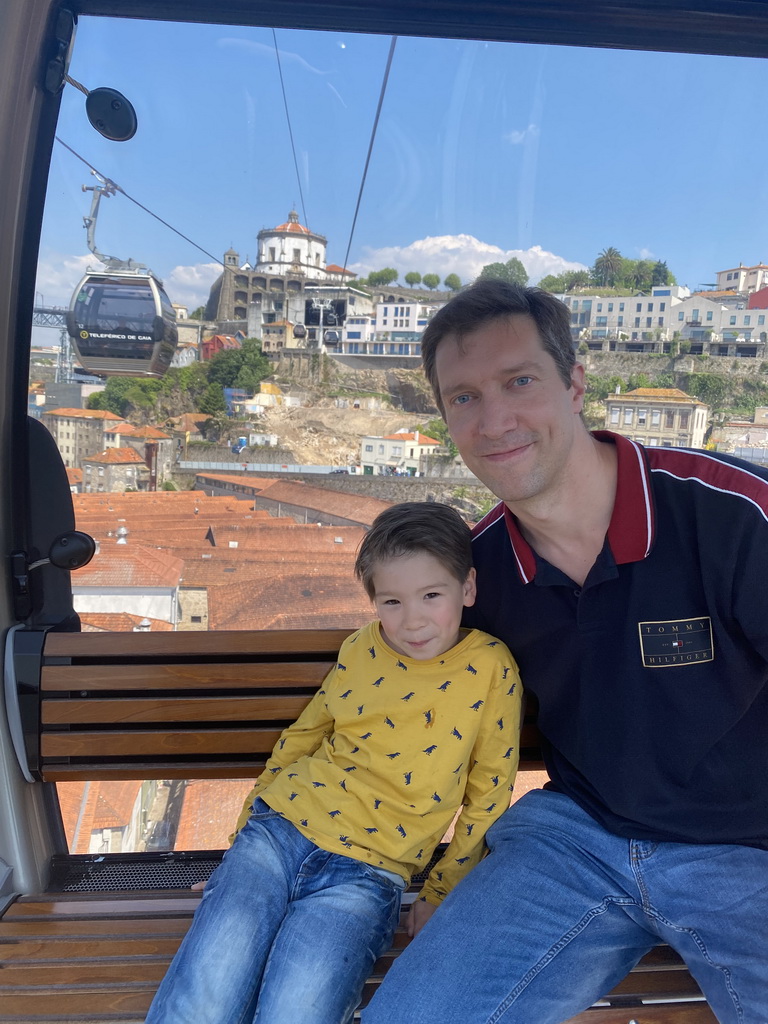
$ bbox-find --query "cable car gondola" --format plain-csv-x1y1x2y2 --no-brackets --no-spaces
65,174,179,377
67,269,178,377
323,329,340,344
293,322,306,339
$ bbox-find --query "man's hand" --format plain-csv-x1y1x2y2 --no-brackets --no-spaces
407,899,438,938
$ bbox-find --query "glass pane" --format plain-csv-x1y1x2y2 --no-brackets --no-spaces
32,12,767,850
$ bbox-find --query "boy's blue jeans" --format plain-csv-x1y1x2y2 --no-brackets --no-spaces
146,798,403,1024
362,789,768,1024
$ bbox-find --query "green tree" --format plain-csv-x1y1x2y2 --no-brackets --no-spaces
443,273,462,292
627,372,653,391
367,267,399,287
684,372,729,408
419,418,457,457
199,382,227,415
87,376,162,417
592,247,623,288
422,273,441,290
477,257,528,287
563,270,590,291
404,271,422,288
537,273,566,292
585,374,625,400
631,260,654,292
189,306,206,320
652,260,672,286
206,338,270,391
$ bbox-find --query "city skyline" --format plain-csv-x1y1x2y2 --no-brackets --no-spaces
34,15,768,315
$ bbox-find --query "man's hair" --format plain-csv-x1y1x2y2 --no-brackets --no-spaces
355,501,472,599
421,279,577,415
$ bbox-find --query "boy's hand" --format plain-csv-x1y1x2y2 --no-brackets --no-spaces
191,879,207,891
407,899,437,938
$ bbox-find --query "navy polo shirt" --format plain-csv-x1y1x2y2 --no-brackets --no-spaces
465,431,768,847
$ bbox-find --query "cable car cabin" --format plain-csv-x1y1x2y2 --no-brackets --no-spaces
66,271,178,377
293,322,307,339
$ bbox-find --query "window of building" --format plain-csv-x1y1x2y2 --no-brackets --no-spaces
610,408,620,424
608,303,613,312
364,444,373,452
651,409,661,426
634,318,640,327
679,411,690,429
678,311,685,320
760,316,766,326
618,316,623,326
636,303,642,312
665,410,675,428
646,317,652,328
623,408,633,425
597,303,602,312
707,311,713,321
730,316,737,325
619,303,625,312
660,303,665,311
647,303,653,312
637,408,647,425
744,315,751,325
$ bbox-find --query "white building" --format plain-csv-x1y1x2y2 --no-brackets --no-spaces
716,263,768,294
359,429,441,475
604,388,709,449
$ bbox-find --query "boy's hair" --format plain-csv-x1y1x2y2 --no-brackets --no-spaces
355,501,472,599
421,279,576,415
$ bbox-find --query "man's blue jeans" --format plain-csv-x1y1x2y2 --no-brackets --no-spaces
146,798,403,1024
362,789,768,1024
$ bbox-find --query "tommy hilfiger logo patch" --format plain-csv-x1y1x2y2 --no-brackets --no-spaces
638,617,714,667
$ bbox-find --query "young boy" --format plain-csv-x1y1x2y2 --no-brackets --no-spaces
146,502,522,1024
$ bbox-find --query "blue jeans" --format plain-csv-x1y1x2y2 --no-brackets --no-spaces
146,798,403,1024
362,790,768,1024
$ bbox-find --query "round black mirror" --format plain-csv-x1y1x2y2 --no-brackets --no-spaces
86,87,138,142
48,531,97,570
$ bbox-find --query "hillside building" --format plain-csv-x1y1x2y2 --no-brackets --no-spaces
604,388,709,449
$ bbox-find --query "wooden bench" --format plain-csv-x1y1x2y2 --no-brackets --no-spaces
0,628,715,1023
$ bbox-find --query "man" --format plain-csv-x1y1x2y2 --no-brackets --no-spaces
362,280,768,1023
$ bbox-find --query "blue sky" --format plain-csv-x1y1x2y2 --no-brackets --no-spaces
34,14,768,315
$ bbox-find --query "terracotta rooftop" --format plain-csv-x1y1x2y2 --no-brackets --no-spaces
80,612,174,632
45,407,126,421
622,388,696,400
57,780,142,854
197,474,392,526
73,546,184,588
382,431,440,445
66,468,83,485
174,780,256,850
325,264,355,276
83,447,149,465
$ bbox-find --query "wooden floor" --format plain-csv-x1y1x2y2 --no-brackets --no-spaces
0,890,716,1024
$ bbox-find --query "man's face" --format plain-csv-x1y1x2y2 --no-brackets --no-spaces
435,315,585,506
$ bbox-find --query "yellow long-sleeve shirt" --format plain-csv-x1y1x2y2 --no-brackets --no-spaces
233,621,522,905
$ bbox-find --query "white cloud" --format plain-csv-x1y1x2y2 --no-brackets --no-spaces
34,251,221,312
638,247,655,260
164,262,222,310
351,234,586,286
504,124,539,145
34,251,94,308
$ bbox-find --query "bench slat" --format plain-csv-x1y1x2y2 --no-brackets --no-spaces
41,661,335,692
41,728,284,757
41,695,312,725
43,629,352,658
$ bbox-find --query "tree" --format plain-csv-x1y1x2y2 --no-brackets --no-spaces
652,260,672,286
367,267,399,287
422,273,441,290
592,247,623,288
404,271,422,288
537,273,567,293
443,273,462,292
631,260,654,292
563,270,590,291
477,257,528,287
206,338,270,391
198,382,227,415
189,306,206,320
419,418,457,457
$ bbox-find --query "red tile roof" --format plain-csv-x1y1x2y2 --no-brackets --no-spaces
83,448,149,465
46,408,126,421
73,546,184,588
80,612,174,632
382,431,440,445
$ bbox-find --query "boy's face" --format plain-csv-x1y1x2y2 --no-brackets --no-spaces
370,552,476,662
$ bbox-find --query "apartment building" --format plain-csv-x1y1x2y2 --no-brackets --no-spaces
42,407,127,468
604,388,709,449
359,429,441,475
